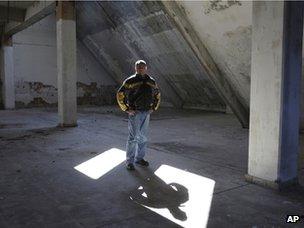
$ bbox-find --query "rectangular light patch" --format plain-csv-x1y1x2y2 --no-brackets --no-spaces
144,165,215,228
74,148,125,179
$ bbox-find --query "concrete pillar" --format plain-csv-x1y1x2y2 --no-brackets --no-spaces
56,1,77,127
299,34,304,133
0,36,15,109
246,1,304,190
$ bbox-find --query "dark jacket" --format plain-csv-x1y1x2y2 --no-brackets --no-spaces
116,73,161,111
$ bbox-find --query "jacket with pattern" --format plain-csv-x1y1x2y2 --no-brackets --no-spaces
116,73,161,112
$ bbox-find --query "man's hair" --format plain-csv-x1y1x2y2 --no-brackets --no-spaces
135,60,147,67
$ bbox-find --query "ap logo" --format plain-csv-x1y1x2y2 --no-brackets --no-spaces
286,215,303,223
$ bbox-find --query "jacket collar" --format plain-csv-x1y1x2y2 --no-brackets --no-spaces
135,73,147,78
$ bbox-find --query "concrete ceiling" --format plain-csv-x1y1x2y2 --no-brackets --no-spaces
76,1,225,111
0,1,55,39
0,0,250,127
75,1,252,127
0,1,35,9
0,1,36,38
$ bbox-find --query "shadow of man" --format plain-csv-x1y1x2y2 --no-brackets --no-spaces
129,167,189,221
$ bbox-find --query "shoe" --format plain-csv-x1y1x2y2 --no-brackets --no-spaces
126,163,135,171
135,159,149,167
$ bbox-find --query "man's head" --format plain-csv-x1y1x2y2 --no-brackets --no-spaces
135,60,147,75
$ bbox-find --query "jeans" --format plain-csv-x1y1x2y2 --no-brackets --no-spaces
126,110,150,164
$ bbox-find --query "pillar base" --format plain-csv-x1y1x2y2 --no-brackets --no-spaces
57,123,78,128
245,174,298,191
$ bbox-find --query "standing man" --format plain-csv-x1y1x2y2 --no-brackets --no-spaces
116,60,161,170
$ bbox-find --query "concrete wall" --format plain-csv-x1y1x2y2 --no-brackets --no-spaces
300,35,304,131
77,1,225,111
13,13,117,108
8,0,304,124
176,0,252,110
167,0,304,129
0,76,2,108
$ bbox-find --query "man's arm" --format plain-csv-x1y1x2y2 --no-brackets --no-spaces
116,80,136,115
116,81,129,112
151,82,161,111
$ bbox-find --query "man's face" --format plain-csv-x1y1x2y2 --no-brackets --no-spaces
135,64,147,75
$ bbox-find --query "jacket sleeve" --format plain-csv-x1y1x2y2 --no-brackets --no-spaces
116,81,130,112
152,83,161,111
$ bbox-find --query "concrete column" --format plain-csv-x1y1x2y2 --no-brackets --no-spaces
0,36,15,109
300,35,304,133
246,1,304,190
56,1,77,127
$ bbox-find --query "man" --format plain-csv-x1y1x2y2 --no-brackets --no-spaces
116,60,161,170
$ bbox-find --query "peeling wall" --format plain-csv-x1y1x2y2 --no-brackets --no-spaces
15,81,57,107
77,1,225,111
176,0,252,109
77,82,116,105
13,13,117,108
10,0,304,122
171,0,304,128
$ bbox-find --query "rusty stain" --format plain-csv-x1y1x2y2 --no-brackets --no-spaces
271,39,281,49
77,82,116,105
29,82,55,94
204,0,242,15
15,101,56,109
15,81,58,108
15,81,116,108
224,26,252,38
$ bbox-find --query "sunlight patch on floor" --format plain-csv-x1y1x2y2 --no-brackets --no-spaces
142,165,215,228
74,148,125,179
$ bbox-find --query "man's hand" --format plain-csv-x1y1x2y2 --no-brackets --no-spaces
126,110,136,115
148,109,154,114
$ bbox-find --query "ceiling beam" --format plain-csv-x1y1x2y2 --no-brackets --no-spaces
0,5,26,22
4,1,56,37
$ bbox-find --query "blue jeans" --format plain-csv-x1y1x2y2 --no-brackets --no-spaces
126,110,150,164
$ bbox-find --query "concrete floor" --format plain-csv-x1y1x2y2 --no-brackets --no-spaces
0,106,303,228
